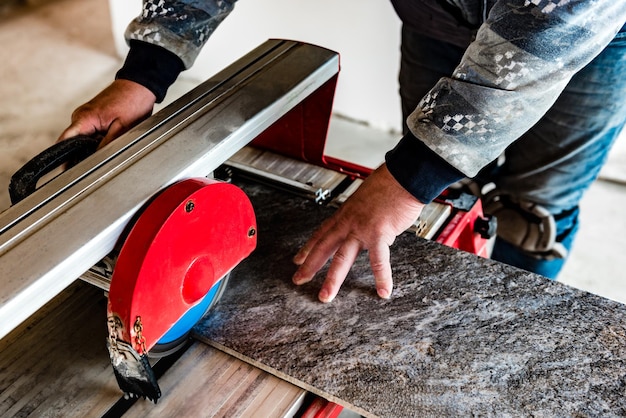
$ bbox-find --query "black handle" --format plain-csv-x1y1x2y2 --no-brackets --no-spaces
9,135,102,205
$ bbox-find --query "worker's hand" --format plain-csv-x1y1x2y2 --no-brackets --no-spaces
58,79,157,148
292,164,424,303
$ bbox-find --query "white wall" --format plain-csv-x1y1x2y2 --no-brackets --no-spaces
109,0,403,133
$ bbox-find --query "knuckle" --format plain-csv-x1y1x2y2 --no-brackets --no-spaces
332,249,350,263
369,260,388,273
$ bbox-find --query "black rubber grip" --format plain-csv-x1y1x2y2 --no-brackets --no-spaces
9,135,102,205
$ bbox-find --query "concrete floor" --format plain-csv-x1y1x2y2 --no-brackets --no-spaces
1,0,625,309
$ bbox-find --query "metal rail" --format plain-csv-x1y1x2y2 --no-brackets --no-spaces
0,39,339,339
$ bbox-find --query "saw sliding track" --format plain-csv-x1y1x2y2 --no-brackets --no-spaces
0,40,339,340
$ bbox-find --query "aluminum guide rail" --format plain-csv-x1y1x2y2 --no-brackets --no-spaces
0,39,339,339
225,147,348,203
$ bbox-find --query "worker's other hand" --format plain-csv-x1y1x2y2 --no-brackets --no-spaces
292,164,424,303
58,79,157,148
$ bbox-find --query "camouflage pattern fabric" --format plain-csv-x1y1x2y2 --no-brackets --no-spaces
125,0,626,176
126,0,238,69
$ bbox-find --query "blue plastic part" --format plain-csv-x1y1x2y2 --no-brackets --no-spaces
157,281,221,344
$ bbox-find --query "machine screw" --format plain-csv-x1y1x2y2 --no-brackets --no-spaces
185,200,195,213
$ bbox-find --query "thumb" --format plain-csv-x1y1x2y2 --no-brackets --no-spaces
57,120,99,143
97,118,128,149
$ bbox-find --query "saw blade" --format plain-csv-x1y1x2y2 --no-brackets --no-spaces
149,273,231,358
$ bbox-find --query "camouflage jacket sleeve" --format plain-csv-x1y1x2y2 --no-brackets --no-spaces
400,0,626,179
125,0,238,69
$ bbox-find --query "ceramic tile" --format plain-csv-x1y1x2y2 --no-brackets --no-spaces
194,180,626,417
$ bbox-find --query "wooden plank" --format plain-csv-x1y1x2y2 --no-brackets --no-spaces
0,281,306,418
124,343,305,417
0,282,120,418
236,373,304,417
193,179,626,417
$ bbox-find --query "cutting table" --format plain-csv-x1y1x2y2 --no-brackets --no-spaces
2,40,626,417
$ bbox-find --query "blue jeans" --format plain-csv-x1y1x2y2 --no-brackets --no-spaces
399,24,626,279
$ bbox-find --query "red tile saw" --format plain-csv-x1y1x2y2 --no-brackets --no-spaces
0,38,494,408
0,39,339,402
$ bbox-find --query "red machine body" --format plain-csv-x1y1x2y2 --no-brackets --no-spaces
107,178,257,355
252,75,372,180
435,196,492,258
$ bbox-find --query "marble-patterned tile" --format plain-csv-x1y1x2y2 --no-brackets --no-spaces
194,179,626,417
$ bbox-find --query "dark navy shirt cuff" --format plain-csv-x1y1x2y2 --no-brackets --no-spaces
115,40,185,103
385,131,465,203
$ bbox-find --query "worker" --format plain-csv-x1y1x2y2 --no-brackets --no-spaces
59,1,626,303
